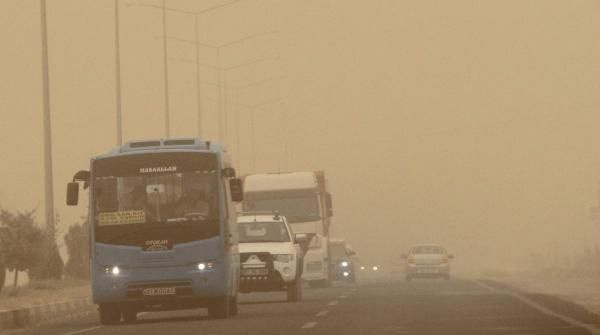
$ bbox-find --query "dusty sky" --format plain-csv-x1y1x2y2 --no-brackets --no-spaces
1,0,600,272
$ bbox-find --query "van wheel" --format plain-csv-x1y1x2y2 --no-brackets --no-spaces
98,304,121,325
287,279,302,302
229,296,238,316
208,297,230,319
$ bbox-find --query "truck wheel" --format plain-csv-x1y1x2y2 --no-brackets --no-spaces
98,304,121,325
229,295,238,316
286,279,302,302
208,297,230,319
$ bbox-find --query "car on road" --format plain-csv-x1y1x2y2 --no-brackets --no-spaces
237,212,308,302
402,244,453,281
329,239,357,282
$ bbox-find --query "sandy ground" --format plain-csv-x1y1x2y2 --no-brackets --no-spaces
489,272,600,314
0,280,90,311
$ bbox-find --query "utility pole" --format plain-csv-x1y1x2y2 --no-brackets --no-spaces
194,15,202,137
40,0,55,236
162,0,170,138
115,0,123,145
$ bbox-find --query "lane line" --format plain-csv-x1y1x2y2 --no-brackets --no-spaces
476,281,600,335
327,300,338,306
316,310,329,317
302,321,317,329
62,326,102,335
339,295,347,299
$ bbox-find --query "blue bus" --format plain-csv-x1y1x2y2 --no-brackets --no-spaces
66,138,242,324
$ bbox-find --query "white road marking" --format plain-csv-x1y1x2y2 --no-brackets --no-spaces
302,321,317,329
476,281,600,335
62,326,102,335
339,295,347,299
316,310,329,317
327,300,339,306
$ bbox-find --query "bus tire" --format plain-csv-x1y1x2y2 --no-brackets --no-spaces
98,304,121,325
122,307,137,323
208,297,230,319
286,279,302,302
229,295,238,316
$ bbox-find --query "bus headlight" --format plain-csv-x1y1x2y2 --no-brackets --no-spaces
340,261,349,267
273,254,293,263
103,266,120,275
197,261,215,271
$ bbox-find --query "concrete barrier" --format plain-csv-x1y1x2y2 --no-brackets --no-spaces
0,297,93,330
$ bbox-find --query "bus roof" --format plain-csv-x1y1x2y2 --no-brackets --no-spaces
94,137,225,159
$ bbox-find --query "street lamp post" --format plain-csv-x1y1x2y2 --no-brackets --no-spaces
40,0,55,236
162,0,170,138
125,0,244,138
115,0,123,145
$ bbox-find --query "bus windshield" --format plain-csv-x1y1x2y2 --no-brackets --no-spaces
92,152,220,246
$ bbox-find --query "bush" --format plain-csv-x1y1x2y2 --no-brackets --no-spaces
29,236,64,281
0,209,45,287
64,219,89,280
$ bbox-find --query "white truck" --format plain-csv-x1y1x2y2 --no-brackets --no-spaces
242,171,334,287
237,212,308,301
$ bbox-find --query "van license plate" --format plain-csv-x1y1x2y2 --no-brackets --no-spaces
142,287,176,296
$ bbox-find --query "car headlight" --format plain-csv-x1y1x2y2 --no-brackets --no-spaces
343,271,350,277
372,266,379,271
103,266,120,275
273,254,293,262
340,261,349,267
197,261,215,271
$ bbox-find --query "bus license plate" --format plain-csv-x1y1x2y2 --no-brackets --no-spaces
242,268,268,276
142,287,176,296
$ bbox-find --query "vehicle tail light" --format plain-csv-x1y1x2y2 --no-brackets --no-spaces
441,256,448,264
408,256,415,264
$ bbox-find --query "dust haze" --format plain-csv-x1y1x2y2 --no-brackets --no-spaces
1,0,600,276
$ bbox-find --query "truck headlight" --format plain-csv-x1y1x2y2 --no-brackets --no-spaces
103,266,120,275
340,261,349,267
273,254,293,263
197,261,215,271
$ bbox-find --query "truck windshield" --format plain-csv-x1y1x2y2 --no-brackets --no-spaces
243,191,320,223
330,243,348,260
92,152,220,246
239,222,291,243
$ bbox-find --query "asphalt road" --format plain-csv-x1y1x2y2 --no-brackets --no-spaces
6,275,599,335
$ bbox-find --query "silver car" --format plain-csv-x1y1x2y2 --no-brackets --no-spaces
402,244,453,281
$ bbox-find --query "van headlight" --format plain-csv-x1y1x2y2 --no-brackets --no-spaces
197,261,215,271
103,266,120,275
273,254,293,262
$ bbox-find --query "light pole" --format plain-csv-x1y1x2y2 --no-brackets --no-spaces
40,0,55,236
162,0,170,138
164,31,277,143
115,0,123,145
125,0,244,138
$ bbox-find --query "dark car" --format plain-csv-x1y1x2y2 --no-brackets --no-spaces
329,239,356,283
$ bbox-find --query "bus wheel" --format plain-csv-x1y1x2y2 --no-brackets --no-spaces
122,307,137,323
229,296,238,316
208,297,230,319
98,304,121,325
286,279,302,302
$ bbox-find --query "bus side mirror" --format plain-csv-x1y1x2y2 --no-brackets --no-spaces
67,182,79,206
295,233,311,256
230,178,243,202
